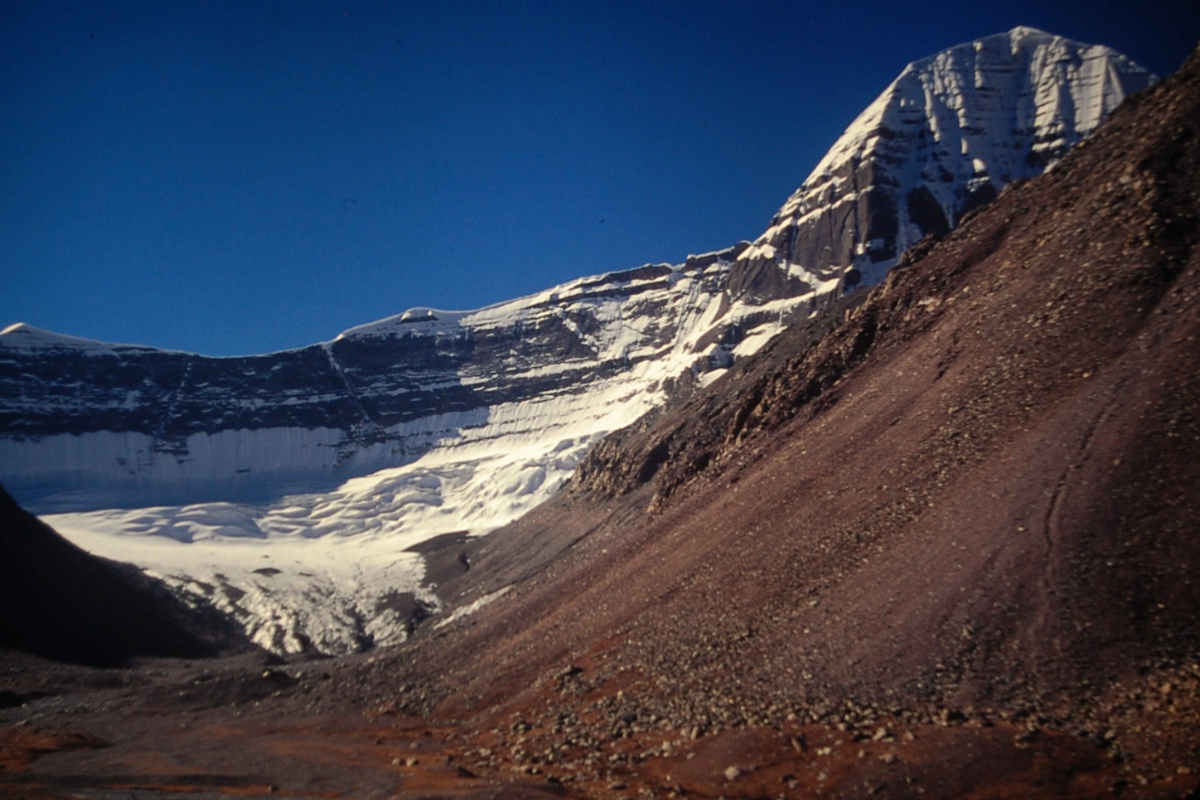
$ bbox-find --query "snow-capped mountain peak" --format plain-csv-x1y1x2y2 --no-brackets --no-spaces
728,26,1156,303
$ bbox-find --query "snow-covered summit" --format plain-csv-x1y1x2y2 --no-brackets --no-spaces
0,322,163,356
334,307,475,341
728,26,1156,302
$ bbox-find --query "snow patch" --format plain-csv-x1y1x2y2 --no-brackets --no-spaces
435,587,512,629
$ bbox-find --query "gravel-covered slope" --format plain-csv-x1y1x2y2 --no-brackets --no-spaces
384,39,1200,793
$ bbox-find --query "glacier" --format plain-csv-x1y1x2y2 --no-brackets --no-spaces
15,249,774,653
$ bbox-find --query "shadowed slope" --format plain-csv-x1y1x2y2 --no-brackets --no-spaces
0,486,245,667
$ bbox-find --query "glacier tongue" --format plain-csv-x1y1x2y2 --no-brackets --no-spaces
1,28,1158,655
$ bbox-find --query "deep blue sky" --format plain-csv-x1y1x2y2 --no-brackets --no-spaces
3,1,1197,356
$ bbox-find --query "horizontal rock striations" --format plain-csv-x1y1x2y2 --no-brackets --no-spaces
0,248,749,513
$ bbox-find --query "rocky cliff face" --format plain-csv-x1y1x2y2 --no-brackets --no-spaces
727,26,1155,305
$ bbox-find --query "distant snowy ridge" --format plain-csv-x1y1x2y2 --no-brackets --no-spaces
0,28,1155,655
1,249,758,513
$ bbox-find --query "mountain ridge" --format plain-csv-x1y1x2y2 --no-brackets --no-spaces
0,27,1152,519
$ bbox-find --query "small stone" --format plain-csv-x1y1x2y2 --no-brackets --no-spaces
405,757,419,767
724,766,743,781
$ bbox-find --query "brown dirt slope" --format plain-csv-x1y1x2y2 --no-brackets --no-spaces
383,40,1200,792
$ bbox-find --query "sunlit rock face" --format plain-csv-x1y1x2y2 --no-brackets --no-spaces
728,26,1156,305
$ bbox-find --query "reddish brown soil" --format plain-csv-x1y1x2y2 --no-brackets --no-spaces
2,646,1197,799
0,650,577,799
394,40,1200,797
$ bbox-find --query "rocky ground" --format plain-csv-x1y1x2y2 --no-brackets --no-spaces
1,645,1198,799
